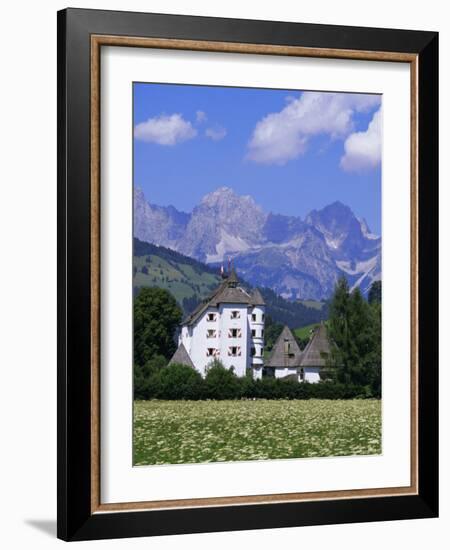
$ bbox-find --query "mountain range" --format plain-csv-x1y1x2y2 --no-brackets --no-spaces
134,186,381,300
133,238,327,328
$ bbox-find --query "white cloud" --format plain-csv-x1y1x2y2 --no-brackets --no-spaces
246,92,380,165
196,110,207,123
205,126,227,141
134,114,197,146
340,108,382,172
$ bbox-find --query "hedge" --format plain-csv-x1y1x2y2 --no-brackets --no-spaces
135,362,380,401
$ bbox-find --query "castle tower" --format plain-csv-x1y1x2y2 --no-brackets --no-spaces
171,269,265,378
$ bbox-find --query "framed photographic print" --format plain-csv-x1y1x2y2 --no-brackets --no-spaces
57,8,438,541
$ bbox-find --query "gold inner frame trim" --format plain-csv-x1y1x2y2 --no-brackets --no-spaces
90,34,419,514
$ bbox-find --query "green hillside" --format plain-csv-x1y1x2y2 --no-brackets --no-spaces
133,239,221,314
133,238,327,327
294,323,318,340
294,323,320,340
293,322,333,349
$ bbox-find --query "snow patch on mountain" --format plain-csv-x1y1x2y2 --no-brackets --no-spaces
336,255,378,276
134,186,382,300
359,217,379,240
206,229,252,263
324,235,341,250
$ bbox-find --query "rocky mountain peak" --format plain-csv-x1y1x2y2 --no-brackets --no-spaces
305,201,379,258
133,186,189,248
201,186,234,203
134,186,381,299
200,186,261,214
306,201,357,232
180,187,267,261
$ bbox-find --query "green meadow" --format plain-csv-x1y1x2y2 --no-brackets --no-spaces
133,399,381,466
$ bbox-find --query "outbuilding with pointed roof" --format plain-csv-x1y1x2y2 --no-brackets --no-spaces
168,343,195,369
264,323,333,383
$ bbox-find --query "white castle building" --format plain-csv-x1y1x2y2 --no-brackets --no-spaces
169,269,266,379
169,269,332,382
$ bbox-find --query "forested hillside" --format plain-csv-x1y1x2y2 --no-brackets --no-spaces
133,238,327,327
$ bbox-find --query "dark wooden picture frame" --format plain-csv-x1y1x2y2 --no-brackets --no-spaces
57,8,438,541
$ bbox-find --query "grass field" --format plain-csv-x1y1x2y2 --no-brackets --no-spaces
133,399,381,466
294,323,320,340
134,254,219,303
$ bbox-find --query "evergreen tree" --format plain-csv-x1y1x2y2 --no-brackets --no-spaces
327,277,351,382
367,298,382,396
327,277,381,394
366,281,382,395
264,315,284,351
133,287,182,366
368,280,382,304
347,288,374,385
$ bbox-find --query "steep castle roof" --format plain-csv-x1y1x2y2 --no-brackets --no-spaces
226,267,239,286
168,343,195,368
300,323,331,367
250,288,265,306
265,323,332,369
182,270,265,326
265,326,303,368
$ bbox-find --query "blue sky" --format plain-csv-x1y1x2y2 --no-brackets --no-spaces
133,83,382,234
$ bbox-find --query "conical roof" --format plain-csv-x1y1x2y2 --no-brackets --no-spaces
265,326,303,368
168,343,195,368
300,324,331,367
251,288,265,306
226,268,239,287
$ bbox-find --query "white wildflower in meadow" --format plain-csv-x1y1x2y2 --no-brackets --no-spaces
133,399,381,466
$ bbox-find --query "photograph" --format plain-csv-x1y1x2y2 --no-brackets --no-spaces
132,83,383,467
52,5,438,542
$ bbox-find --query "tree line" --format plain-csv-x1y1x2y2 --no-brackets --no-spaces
135,358,375,401
327,278,381,396
133,278,382,400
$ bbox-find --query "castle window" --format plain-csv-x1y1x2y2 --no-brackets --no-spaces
228,328,241,338
299,368,305,381
207,313,217,322
230,310,240,319
251,313,257,322
284,339,294,357
251,329,256,337
251,347,256,356
206,329,216,338
206,348,217,357
261,329,264,338
228,346,241,357
262,313,265,321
